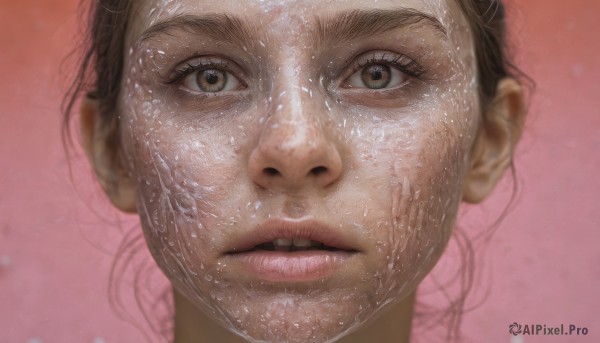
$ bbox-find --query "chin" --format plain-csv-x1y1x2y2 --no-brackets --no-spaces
210,291,372,343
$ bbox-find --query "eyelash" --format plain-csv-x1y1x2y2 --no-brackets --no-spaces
164,52,426,91
165,59,232,85
352,52,425,79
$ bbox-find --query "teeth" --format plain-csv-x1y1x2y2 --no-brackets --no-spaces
292,238,312,247
273,238,293,247
271,238,323,249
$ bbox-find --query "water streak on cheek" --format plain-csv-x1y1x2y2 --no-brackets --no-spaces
129,139,238,326
390,170,425,256
376,121,468,301
117,63,233,311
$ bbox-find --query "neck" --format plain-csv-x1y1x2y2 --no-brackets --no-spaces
173,290,415,343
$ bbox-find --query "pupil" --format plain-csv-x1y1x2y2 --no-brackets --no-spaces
205,71,219,84
197,68,227,92
371,70,383,80
361,64,391,89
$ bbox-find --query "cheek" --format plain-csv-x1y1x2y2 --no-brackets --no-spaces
116,82,248,301
349,108,475,297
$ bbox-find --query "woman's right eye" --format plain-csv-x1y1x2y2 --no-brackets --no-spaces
181,67,243,93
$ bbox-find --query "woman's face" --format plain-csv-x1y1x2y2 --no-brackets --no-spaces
118,0,478,341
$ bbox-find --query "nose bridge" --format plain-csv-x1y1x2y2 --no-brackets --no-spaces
264,71,322,156
248,62,342,190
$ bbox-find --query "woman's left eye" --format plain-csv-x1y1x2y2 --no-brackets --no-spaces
346,64,409,90
181,67,242,93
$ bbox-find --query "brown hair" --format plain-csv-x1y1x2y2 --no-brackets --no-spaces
62,0,530,341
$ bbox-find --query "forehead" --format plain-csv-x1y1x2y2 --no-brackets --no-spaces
127,0,469,45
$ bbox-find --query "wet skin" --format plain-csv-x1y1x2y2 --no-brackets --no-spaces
80,0,526,342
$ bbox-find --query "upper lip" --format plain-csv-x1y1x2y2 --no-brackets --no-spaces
225,218,360,254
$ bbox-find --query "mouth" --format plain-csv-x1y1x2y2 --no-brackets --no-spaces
224,219,360,282
233,237,350,253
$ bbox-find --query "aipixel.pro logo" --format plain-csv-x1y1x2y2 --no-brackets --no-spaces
509,322,589,336
509,322,522,335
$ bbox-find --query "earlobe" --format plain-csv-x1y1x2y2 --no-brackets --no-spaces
463,78,526,203
80,96,138,213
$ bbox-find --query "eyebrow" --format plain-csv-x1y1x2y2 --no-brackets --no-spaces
316,8,448,46
138,8,447,47
138,13,257,46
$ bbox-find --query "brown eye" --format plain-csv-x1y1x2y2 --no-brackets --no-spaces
345,59,409,90
361,64,391,89
179,64,242,93
197,69,227,92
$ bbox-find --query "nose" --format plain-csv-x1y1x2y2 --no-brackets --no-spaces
248,92,343,191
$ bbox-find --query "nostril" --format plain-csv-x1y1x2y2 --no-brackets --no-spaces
263,167,280,176
310,166,328,176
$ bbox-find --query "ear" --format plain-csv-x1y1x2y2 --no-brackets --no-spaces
463,78,526,203
80,96,138,213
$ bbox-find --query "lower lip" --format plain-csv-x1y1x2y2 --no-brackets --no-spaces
226,250,355,282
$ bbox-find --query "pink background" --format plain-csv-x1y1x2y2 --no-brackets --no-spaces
0,0,598,342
